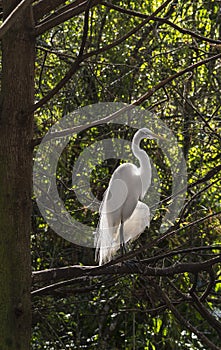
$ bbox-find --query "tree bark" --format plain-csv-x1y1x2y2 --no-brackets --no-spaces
0,1,34,348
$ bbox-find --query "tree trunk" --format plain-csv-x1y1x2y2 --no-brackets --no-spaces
0,1,35,349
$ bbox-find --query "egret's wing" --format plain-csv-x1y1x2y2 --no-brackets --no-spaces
123,201,150,243
95,177,128,265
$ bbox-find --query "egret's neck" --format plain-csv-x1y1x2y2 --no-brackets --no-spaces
132,133,152,198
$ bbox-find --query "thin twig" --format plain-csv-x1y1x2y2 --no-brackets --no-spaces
154,16,221,45
141,245,221,265
133,52,221,105
101,2,221,45
157,285,221,350
32,52,221,146
32,254,221,286
0,0,31,39
31,0,173,116
190,291,221,339
35,0,101,36
113,210,221,263
33,0,81,22
200,269,216,302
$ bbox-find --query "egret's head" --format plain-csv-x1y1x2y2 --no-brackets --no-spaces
139,127,161,140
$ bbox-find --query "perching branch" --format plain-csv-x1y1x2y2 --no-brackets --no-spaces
32,255,221,288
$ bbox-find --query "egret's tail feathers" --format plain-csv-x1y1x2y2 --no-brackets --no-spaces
95,215,120,265
95,201,150,265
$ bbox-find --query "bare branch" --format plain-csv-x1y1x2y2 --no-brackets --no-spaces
200,269,216,302
34,0,173,36
33,57,82,114
33,14,149,112
101,0,173,19
191,292,221,339
0,0,31,39
133,52,221,105
174,88,221,140
33,0,68,22
31,1,174,120
78,0,91,56
102,2,221,46
101,1,155,18
157,286,221,350
154,16,221,45
35,0,102,36
32,255,221,287
155,165,221,219
32,52,221,147
190,164,221,187
178,178,220,223
114,211,221,263
142,245,221,265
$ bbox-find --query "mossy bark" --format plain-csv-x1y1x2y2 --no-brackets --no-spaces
0,1,35,349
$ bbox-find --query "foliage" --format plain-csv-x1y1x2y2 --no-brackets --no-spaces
31,0,221,349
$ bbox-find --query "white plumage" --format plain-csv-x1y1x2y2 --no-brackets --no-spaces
95,128,159,265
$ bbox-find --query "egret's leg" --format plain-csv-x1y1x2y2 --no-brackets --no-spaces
120,222,127,256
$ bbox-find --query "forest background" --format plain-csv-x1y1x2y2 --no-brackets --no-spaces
0,0,221,349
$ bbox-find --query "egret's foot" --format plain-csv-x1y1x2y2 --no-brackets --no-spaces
123,258,140,272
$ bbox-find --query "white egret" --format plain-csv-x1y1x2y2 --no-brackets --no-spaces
95,128,160,265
